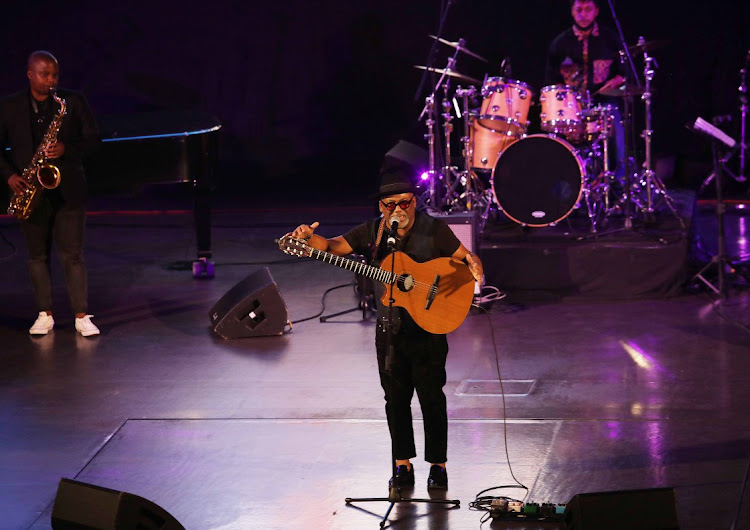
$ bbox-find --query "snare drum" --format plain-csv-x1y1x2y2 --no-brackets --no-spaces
469,121,518,171
539,84,584,137
581,105,615,142
477,77,533,136
491,135,584,226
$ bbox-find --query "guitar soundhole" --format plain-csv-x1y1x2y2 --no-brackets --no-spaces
397,275,414,292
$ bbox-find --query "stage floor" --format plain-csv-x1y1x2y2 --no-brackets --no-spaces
1,191,749,529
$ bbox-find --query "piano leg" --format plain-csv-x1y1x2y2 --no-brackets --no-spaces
192,133,216,279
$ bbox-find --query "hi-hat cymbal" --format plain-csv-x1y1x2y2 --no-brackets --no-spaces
414,65,481,85
429,35,488,63
596,83,646,97
628,39,668,53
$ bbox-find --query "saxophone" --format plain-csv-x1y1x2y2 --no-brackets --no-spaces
7,90,67,220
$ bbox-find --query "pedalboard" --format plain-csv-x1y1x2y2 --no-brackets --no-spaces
489,500,566,521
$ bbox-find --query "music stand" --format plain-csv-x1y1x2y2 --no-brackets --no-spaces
344,246,460,527
690,117,738,297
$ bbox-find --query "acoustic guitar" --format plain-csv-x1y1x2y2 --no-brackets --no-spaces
277,235,475,334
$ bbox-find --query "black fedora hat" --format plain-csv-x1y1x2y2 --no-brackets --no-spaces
370,141,426,199
371,161,417,199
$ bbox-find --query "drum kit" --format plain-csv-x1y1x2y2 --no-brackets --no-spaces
416,35,680,234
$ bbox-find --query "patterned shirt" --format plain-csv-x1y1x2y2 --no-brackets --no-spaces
545,23,624,94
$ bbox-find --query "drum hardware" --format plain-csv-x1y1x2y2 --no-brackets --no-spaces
421,93,440,209
594,83,645,98
627,39,669,54
416,39,479,211
634,37,684,229
455,85,487,212
604,0,644,230
740,60,748,182
413,65,481,86
428,34,488,63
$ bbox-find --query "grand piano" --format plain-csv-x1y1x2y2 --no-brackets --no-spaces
90,110,221,278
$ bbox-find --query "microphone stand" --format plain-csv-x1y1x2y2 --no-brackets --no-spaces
606,0,641,88
345,241,460,527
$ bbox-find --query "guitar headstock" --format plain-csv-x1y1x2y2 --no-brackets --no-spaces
277,235,314,258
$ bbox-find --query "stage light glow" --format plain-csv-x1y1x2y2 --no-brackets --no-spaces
619,340,653,370
420,171,430,181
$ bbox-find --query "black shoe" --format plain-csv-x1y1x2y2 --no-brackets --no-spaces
427,464,448,490
388,464,415,487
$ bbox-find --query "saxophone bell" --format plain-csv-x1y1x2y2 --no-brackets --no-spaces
37,163,61,189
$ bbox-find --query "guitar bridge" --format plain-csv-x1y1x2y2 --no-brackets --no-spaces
425,274,440,310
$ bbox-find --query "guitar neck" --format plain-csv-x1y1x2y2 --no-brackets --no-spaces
308,248,394,285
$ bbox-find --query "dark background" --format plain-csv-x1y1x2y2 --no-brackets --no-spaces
0,0,747,195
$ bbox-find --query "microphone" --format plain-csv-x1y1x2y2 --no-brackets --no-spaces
386,215,400,249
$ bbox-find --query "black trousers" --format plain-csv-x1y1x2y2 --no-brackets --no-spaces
376,312,449,464
19,194,88,315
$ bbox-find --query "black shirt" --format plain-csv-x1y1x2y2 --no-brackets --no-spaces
545,24,625,95
30,95,55,147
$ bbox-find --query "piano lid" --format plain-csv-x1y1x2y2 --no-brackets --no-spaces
100,109,221,142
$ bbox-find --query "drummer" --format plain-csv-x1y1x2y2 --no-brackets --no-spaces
545,0,626,174
545,0,625,99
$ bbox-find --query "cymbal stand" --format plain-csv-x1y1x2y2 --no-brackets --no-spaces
457,86,475,210
606,0,643,229
585,106,616,232
420,93,439,210
600,107,614,212
636,38,684,228
441,76,462,209
418,49,462,211
452,85,488,213
740,65,747,182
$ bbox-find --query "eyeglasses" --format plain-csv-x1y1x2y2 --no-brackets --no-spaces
380,196,414,212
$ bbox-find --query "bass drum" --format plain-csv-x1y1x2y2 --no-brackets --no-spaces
491,135,584,227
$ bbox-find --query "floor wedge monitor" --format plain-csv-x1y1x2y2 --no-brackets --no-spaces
209,267,289,338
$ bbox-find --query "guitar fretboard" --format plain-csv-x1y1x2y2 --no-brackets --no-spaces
308,248,396,285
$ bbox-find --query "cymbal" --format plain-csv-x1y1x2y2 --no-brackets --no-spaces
596,83,646,97
413,65,482,86
628,39,668,53
429,35,488,63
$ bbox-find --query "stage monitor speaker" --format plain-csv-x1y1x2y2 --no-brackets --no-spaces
442,211,479,254
51,478,184,529
564,487,679,529
209,267,289,338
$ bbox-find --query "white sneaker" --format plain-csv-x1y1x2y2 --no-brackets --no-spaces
75,315,100,337
29,312,54,335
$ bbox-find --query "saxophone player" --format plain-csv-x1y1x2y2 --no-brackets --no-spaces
0,51,101,336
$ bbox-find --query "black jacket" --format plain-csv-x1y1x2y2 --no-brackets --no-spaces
0,88,100,206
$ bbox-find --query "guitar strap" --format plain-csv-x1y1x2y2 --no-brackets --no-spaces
372,216,387,264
